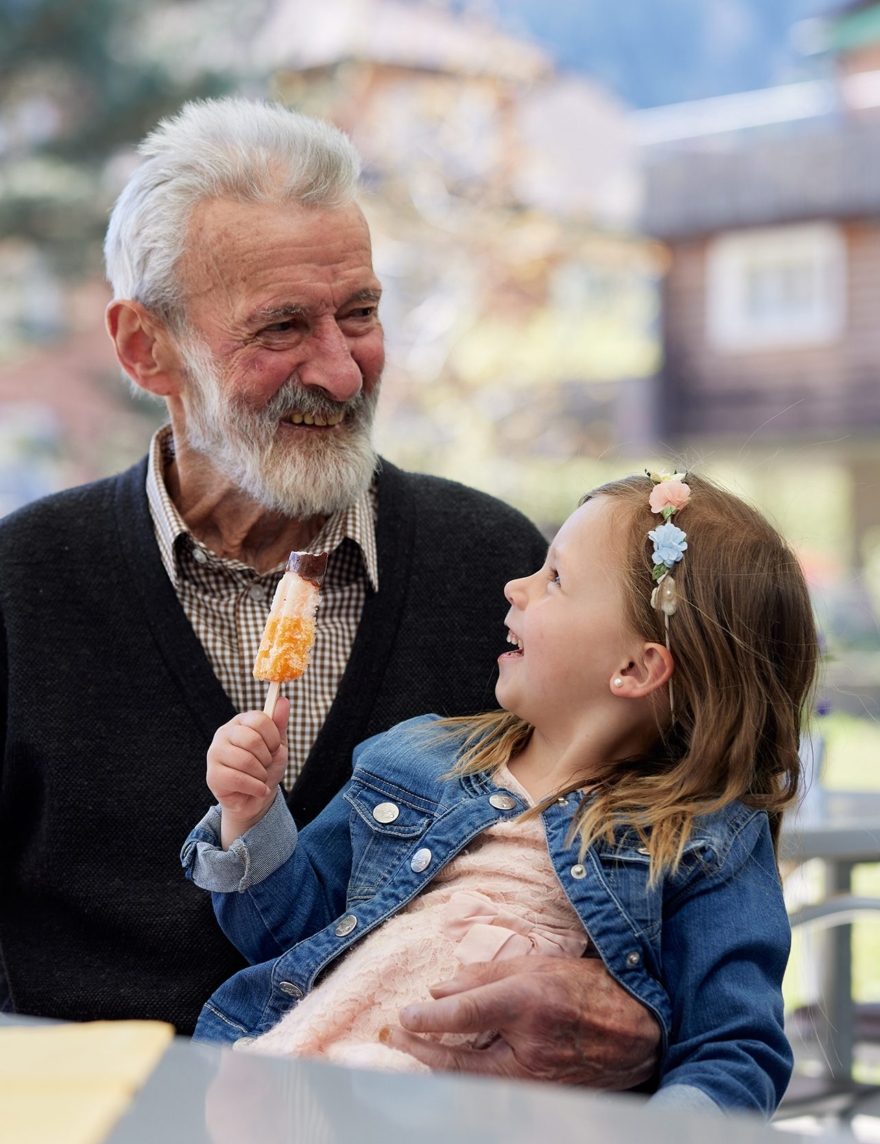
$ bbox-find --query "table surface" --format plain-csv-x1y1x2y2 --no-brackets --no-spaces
781,788,880,864
99,1033,857,1144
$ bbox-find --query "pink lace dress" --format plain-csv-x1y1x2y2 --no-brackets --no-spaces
249,765,588,1071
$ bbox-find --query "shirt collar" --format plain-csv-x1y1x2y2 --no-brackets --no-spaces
145,425,379,589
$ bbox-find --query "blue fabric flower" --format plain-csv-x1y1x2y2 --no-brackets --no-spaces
649,522,688,568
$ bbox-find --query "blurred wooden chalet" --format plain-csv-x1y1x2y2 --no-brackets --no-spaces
625,0,880,591
636,0,880,449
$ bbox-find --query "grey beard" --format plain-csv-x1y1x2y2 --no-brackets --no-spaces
178,337,379,518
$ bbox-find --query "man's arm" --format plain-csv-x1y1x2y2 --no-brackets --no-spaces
385,955,660,1087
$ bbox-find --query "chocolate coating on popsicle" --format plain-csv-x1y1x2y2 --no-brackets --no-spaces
287,551,328,587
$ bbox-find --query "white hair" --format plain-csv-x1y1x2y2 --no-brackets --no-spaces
103,97,362,322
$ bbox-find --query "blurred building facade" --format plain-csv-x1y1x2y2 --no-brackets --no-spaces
0,0,658,530
259,0,657,525
635,0,880,708
2,0,879,579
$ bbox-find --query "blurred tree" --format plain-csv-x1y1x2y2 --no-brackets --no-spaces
0,0,232,279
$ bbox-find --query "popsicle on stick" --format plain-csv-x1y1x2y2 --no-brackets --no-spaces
254,551,328,716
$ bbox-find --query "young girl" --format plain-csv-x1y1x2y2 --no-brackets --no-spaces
182,471,819,1116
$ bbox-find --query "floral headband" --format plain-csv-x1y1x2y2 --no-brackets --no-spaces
646,470,691,718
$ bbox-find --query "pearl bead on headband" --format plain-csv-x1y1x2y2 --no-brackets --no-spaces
646,470,691,720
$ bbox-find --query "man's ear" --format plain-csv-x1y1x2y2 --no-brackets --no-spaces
105,300,183,398
610,642,674,699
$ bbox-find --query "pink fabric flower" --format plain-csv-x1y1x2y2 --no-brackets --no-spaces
649,478,691,515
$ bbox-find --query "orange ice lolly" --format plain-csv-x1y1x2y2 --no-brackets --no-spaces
254,551,328,715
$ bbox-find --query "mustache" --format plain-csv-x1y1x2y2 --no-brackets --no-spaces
256,381,370,422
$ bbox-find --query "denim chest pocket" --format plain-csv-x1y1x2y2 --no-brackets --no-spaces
344,780,433,902
594,846,660,938
595,836,715,940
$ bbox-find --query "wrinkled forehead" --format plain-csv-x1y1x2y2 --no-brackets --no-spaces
184,196,370,263
176,197,376,319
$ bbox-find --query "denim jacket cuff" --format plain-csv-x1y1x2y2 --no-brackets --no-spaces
180,789,297,893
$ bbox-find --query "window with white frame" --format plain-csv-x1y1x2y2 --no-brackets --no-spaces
706,223,846,352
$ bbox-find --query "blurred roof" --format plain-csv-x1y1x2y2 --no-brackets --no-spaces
250,0,550,81
634,50,880,239
641,114,880,238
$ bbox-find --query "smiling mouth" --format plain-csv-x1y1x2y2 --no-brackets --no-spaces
282,411,345,428
505,630,524,655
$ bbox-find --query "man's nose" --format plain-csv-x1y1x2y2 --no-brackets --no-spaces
298,320,363,402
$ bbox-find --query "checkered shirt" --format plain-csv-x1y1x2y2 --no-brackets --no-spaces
145,426,378,789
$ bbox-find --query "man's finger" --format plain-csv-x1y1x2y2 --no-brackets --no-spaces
399,976,522,1035
385,1027,522,1078
426,958,529,999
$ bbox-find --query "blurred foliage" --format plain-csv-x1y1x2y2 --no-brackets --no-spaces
0,0,232,278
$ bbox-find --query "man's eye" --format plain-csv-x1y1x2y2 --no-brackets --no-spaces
344,306,377,321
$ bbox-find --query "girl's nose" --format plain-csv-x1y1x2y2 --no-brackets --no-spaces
504,576,525,606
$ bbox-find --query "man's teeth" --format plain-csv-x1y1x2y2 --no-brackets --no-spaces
506,631,524,651
285,411,344,427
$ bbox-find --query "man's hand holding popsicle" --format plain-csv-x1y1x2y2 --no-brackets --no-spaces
207,551,328,848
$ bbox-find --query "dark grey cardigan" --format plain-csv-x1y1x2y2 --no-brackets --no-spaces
0,457,547,1033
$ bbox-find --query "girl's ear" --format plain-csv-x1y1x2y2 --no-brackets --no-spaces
105,299,184,397
610,642,674,699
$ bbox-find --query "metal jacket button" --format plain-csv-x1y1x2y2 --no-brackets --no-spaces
411,847,432,873
278,981,303,998
335,914,358,937
570,863,587,880
372,801,400,823
626,951,641,967
489,793,517,811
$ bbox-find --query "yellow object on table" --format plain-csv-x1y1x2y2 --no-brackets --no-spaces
0,1019,174,1144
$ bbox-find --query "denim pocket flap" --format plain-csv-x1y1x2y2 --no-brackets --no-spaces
344,780,432,839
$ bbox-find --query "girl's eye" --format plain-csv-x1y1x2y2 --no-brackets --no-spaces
548,570,561,587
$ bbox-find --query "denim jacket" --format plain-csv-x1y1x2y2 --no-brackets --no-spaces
182,715,792,1116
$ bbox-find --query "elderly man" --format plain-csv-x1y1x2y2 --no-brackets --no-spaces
0,97,657,1089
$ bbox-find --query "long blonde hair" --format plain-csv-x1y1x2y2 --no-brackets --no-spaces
443,473,819,881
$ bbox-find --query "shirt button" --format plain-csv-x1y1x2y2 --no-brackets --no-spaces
192,547,208,564
411,847,432,873
372,802,400,824
278,981,303,998
626,951,641,967
335,914,358,937
489,793,517,811
570,863,587,880
248,584,265,601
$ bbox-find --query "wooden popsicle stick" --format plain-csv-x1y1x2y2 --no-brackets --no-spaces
263,680,281,717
